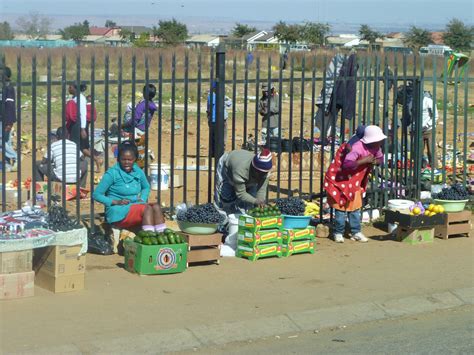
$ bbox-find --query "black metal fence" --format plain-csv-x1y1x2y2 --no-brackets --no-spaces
1,48,472,228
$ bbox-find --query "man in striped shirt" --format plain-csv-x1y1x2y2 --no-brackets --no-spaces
35,127,88,187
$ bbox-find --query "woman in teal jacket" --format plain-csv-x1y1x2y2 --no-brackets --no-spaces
93,141,165,232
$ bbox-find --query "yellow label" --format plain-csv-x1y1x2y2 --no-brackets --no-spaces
242,251,253,256
261,218,278,227
260,246,277,255
260,232,277,241
294,242,310,251
295,229,309,238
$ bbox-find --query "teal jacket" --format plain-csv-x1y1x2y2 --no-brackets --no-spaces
93,163,150,224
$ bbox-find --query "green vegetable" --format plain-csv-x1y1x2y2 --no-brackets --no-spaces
150,237,158,245
134,236,143,244
137,231,148,239
142,237,152,245
158,236,165,245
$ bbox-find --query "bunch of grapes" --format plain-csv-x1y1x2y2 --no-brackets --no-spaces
47,206,82,232
275,197,306,216
177,203,224,224
434,184,469,201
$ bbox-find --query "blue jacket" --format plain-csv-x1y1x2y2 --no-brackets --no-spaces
93,163,150,224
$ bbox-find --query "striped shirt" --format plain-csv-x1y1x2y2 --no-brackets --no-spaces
47,139,82,183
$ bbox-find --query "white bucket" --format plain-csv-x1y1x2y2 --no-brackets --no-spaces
387,199,414,212
150,164,170,191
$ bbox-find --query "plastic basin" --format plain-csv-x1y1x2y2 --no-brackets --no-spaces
387,199,414,211
432,199,468,213
282,215,311,229
177,220,218,235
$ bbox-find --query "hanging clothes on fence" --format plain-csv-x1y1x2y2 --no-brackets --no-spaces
314,53,358,139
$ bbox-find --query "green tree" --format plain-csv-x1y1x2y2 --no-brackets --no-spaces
403,26,433,51
0,21,14,40
359,24,383,50
443,18,473,51
273,21,302,44
16,13,52,39
232,23,257,38
301,22,330,46
60,21,90,41
153,18,188,46
119,28,134,43
105,20,117,28
134,32,150,47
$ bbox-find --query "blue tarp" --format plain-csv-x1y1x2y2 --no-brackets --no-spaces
0,40,76,48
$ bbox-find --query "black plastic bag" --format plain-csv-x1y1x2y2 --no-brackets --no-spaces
88,231,113,255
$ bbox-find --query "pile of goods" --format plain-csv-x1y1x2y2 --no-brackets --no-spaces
303,201,320,217
47,205,82,232
281,226,316,257
176,203,224,224
433,184,469,201
247,204,281,218
134,229,186,245
275,197,305,216
409,202,444,216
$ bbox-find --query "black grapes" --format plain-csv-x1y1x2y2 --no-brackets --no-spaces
177,203,224,224
47,206,82,232
434,184,469,201
275,197,305,216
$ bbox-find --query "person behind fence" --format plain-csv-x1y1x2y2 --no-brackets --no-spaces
215,149,272,214
420,91,438,169
258,83,279,143
93,141,165,232
35,127,88,187
0,66,17,172
122,84,157,136
207,81,232,156
325,125,386,243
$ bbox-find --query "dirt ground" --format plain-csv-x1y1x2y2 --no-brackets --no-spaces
0,223,473,353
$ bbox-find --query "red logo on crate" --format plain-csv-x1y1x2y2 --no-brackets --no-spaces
155,248,177,270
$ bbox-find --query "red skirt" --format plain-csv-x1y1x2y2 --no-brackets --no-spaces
114,204,147,229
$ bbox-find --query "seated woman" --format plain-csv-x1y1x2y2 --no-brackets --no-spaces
93,141,165,232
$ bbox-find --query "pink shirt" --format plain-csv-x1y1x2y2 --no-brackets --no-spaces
342,140,383,170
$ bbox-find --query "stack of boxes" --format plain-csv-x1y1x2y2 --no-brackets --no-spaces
281,226,316,257
0,250,35,300
34,245,86,293
236,215,284,261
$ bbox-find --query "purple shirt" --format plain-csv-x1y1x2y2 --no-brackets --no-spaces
342,140,383,170
128,100,157,131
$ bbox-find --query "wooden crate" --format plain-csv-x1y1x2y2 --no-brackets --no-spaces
434,211,472,240
397,227,434,245
183,233,222,266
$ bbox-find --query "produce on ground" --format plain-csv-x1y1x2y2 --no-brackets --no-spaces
176,203,224,224
134,229,186,245
275,197,306,216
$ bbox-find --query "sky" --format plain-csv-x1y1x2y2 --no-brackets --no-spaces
1,0,473,31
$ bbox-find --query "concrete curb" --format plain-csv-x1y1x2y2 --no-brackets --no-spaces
14,287,474,354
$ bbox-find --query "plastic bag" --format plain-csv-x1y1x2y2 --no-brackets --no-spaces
88,231,113,255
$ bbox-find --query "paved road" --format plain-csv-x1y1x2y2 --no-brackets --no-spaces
182,306,474,354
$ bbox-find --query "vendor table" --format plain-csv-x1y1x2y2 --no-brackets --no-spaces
0,228,88,254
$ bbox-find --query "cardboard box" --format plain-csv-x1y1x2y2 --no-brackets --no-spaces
237,229,283,247
282,240,316,257
236,242,282,261
0,186,29,204
34,245,86,277
0,250,33,274
238,215,283,232
283,227,316,243
397,227,434,245
0,271,35,300
35,272,84,293
124,240,187,275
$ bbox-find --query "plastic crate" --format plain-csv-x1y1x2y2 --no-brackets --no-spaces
237,229,283,247
236,243,282,261
238,215,283,232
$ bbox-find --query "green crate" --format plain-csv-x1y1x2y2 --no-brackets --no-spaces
124,240,187,275
283,226,316,243
281,240,316,257
237,229,283,247
238,215,283,232
396,227,434,245
236,242,282,261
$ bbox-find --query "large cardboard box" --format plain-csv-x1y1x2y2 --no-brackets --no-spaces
0,271,35,300
35,272,84,293
34,245,86,277
0,250,33,274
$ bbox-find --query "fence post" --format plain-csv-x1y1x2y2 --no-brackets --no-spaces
214,44,226,163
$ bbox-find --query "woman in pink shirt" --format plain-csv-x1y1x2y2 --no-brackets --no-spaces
324,125,386,243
